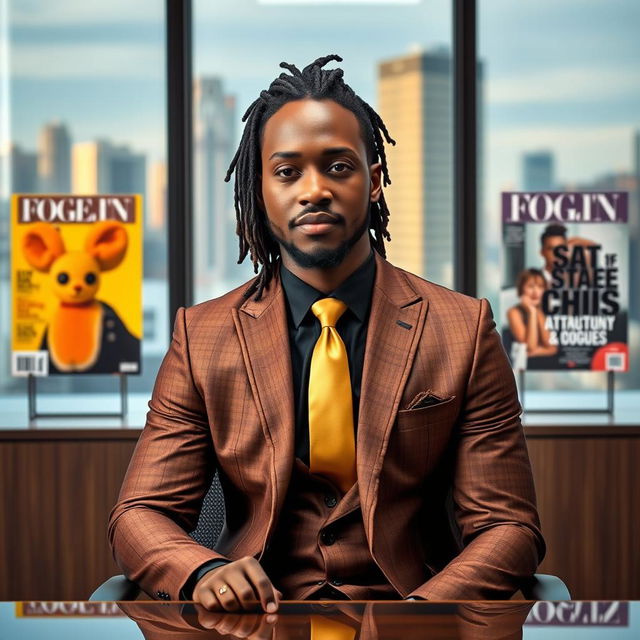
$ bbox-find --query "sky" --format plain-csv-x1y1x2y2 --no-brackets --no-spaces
3,0,640,211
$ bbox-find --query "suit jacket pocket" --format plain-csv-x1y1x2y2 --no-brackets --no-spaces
396,394,457,432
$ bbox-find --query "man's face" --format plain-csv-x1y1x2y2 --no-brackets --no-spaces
259,98,382,270
540,235,566,270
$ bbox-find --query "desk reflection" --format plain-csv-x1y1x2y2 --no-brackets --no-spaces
118,601,533,640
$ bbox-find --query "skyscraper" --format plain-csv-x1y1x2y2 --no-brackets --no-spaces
109,144,146,199
522,151,555,191
145,161,168,281
147,161,167,231
71,140,146,199
377,48,482,289
71,141,107,193
38,122,71,193
9,144,38,193
193,76,238,301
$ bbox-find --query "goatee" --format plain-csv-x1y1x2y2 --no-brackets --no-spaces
267,209,371,270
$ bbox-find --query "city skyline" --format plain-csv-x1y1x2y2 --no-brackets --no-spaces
4,0,638,195
4,78,638,306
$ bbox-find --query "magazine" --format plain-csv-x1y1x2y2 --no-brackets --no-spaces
500,191,628,372
11,194,143,376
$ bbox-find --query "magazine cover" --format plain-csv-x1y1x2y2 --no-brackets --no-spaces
11,194,143,376
500,191,628,372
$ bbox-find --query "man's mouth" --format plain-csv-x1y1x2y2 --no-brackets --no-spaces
294,212,339,226
294,211,340,236
296,221,338,236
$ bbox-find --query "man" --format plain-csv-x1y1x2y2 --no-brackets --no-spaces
540,223,598,288
540,224,568,287
109,54,545,612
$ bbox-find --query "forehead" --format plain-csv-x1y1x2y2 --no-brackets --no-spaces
260,98,366,157
543,235,565,247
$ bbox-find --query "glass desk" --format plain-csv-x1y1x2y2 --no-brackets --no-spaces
1,601,638,639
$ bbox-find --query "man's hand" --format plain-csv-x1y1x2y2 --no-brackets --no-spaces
193,556,283,613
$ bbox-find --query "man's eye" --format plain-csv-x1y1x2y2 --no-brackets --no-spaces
275,167,296,178
330,163,352,173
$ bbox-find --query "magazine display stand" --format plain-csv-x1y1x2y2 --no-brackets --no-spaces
500,190,628,419
517,370,615,416
11,194,142,421
27,374,128,420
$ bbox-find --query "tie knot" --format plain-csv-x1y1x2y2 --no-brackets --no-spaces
311,297,348,328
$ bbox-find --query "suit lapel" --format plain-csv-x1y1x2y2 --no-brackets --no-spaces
357,251,428,548
234,269,295,552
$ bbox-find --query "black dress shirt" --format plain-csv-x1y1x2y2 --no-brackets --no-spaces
182,248,376,598
279,247,376,465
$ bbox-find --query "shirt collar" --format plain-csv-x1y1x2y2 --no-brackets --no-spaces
279,248,376,329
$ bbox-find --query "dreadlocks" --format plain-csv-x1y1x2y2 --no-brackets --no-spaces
224,54,396,302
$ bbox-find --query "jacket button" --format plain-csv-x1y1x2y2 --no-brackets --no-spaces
324,495,337,508
320,530,336,546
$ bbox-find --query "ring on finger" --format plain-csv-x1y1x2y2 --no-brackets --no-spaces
218,584,228,595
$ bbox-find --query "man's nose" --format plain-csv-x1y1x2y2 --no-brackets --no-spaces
298,168,332,205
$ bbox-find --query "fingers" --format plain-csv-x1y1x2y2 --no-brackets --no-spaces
193,557,281,614
215,578,245,612
244,560,280,613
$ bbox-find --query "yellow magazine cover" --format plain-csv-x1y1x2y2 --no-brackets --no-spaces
11,194,143,376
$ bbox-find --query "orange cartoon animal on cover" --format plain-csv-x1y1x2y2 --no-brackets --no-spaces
21,220,140,374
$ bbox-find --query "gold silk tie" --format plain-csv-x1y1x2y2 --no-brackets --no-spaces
308,297,357,494
310,615,357,640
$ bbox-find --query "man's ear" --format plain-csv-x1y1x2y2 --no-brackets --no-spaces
369,162,383,203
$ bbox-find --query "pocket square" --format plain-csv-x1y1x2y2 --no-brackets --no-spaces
406,390,454,410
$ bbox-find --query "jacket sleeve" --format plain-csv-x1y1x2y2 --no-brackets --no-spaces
108,306,230,600
409,298,546,600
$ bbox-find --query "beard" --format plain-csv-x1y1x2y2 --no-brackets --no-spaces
266,208,371,270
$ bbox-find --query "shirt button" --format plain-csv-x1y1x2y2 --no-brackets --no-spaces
330,579,343,587
324,495,338,508
320,530,336,546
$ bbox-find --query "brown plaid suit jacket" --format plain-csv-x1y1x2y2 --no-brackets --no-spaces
109,250,545,601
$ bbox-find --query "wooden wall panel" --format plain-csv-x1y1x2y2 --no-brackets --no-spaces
0,431,137,600
526,435,640,600
1,428,639,600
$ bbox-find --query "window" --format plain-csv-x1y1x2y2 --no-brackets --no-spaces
478,0,640,397
192,0,454,303
0,0,168,424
